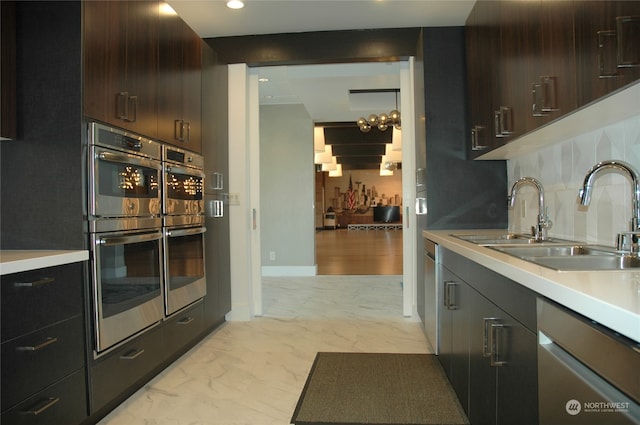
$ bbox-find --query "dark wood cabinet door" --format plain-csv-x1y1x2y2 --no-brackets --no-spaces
496,317,538,425
83,0,158,137
468,289,500,425
498,0,541,140
157,11,184,145
466,1,502,157
181,24,202,153
158,14,202,152
83,1,127,127
538,0,578,125
438,266,470,414
124,0,158,137
575,0,640,107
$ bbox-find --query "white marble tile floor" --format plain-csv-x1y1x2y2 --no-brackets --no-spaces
96,275,430,425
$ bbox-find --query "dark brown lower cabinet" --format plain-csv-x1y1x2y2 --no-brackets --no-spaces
439,248,538,425
1,370,87,425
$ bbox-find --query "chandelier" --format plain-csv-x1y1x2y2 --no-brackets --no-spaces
356,89,401,133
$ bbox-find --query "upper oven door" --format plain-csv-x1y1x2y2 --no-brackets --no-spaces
163,163,205,216
89,145,162,219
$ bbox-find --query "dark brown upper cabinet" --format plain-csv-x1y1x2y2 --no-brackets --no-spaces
1,1,16,140
83,0,159,138
575,0,640,108
158,10,202,153
467,1,502,158
467,0,640,157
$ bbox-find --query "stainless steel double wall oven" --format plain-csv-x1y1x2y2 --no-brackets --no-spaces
162,145,206,316
87,123,206,354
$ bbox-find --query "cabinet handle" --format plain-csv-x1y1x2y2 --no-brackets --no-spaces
116,92,129,119
16,336,58,352
210,172,224,190
490,323,508,367
13,276,55,288
493,108,513,138
533,76,559,117
471,126,487,150
120,348,145,360
598,30,619,78
616,16,640,68
20,397,60,416
174,119,183,141
183,121,190,142
444,281,458,310
177,316,194,325
126,96,137,122
482,317,499,357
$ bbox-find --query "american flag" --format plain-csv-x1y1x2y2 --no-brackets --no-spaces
346,175,356,210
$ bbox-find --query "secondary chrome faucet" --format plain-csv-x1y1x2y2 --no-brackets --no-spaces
508,177,550,242
578,160,640,253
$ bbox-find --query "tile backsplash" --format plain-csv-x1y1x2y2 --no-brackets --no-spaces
507,114,640,246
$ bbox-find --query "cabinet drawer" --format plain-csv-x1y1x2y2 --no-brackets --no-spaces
1,263,83,341
163,301,204,359
1,369,87,425
1,315,85,410
90,324,165,413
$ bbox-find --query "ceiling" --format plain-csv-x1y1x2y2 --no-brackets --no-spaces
168,1,475,169
168,1,475,39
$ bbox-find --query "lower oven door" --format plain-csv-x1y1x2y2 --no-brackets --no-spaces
164,225,206,316
91,229,164,353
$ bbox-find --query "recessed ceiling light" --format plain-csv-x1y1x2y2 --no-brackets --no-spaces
226,0,244,9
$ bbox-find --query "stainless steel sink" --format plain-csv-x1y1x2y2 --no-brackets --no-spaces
489,244,640,270
528,255,640,271
453,233,570,246
490,245,615,258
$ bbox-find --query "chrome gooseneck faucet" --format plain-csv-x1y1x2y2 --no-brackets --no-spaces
578,160,640,253
508,177,550,242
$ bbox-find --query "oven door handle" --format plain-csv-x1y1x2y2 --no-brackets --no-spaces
98,231,163,246
166,227,206,238
97,150,162,171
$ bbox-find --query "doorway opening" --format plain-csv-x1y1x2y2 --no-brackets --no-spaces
248,59,416,317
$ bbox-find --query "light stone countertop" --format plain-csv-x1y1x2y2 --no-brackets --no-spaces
423,229,640,343
0,250,89,275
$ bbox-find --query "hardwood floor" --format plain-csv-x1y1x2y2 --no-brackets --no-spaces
315,228,403,275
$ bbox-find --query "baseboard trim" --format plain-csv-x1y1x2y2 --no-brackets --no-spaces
261,265,317,276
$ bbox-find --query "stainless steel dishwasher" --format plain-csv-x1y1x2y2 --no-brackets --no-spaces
424,239,439,354
537,298,640,424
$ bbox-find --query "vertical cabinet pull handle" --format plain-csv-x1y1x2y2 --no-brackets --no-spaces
443,281,458,310
616,16,640,68
494,107,514,138
598,30,619,78
532,76,558,116
490,323,508,367
20,397,60,416
13,276,55,288
116,92,129,119
126,96,137,122
482,317,499,357
174,119,183,140
471,126,487,150
16,336,58,352
183,121,190,142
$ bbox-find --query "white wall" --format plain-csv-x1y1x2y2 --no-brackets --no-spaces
260,104,316,276
508,113,640,246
